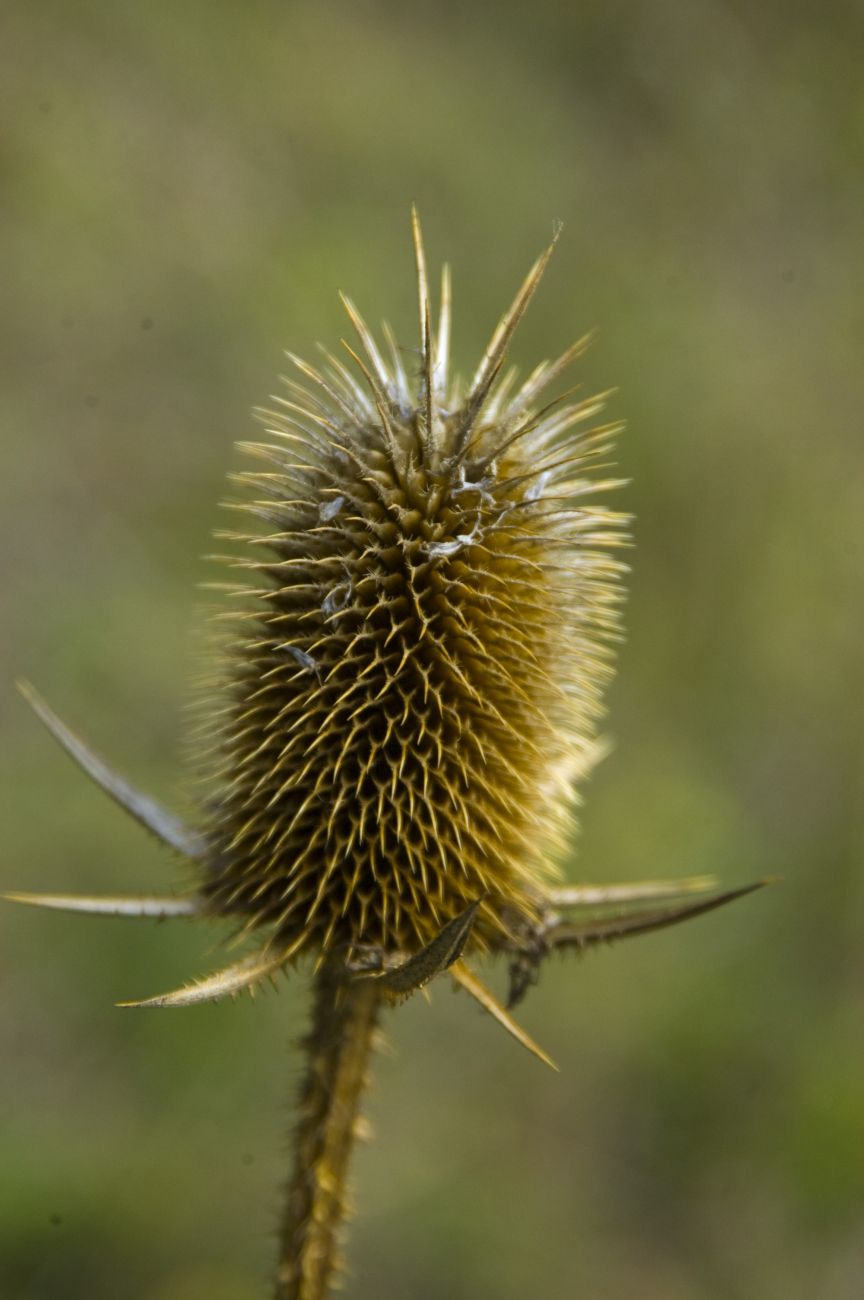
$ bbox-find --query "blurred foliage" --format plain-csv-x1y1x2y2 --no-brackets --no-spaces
1,1,862,1297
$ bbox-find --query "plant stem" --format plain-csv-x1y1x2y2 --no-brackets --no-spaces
275,962,381,1300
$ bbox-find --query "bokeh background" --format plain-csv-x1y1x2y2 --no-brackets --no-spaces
2,2,862,1297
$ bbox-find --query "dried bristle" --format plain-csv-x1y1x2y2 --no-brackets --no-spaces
200,214,629,962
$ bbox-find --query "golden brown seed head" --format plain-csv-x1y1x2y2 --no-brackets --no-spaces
201,217,628,963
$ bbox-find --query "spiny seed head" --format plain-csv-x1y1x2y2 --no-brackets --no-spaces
199,214,629,964
9,215,764,1027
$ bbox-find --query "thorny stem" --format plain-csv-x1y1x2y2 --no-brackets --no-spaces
276,963,381,1300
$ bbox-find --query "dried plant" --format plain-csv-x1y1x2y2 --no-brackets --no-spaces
7,212,764,1299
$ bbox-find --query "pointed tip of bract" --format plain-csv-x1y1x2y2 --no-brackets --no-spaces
14,679,206,861
3,891,200,918
451,960,558,1071
117,947,290,1009
455,227,561,452
546,878,774,953
410,204,426,272
408,206,438,466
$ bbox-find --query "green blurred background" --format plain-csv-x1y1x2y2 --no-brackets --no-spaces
2,2,862,1297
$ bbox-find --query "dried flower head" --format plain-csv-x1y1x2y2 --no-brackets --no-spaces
198,213,627,970
9,212,764,1299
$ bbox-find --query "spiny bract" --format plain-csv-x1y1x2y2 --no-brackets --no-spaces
200,212,628,967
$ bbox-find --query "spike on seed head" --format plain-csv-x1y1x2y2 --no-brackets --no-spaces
196,217,630,969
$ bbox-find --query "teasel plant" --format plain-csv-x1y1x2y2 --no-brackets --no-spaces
7,211,767,1300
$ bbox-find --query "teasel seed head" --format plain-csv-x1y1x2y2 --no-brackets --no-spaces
9,212,767,1034
197,211,628,968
